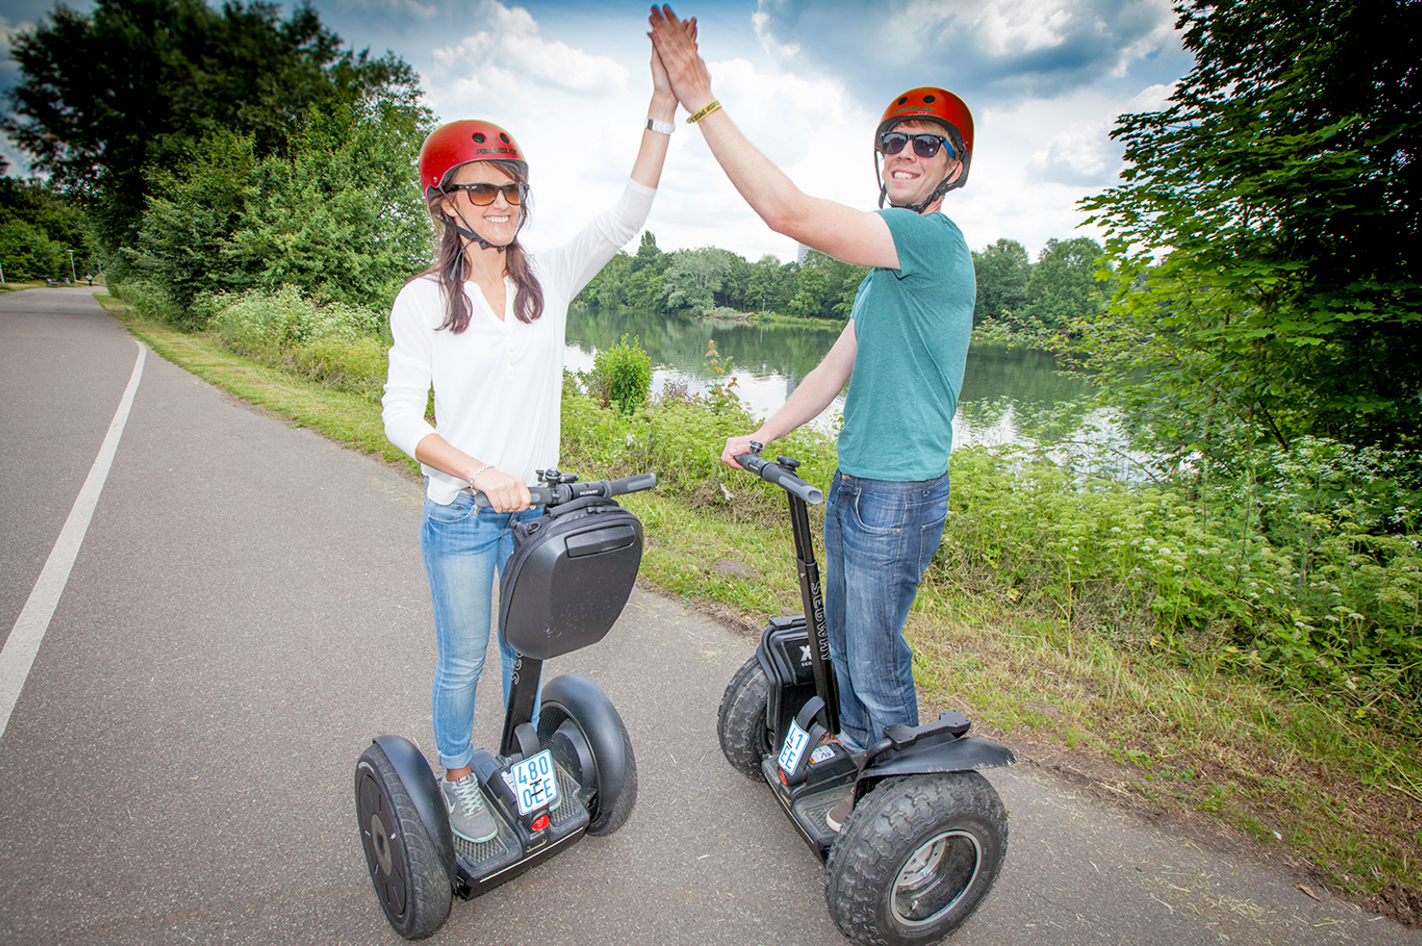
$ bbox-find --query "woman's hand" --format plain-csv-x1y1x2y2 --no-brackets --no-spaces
649,5,714,114
475,468,533,513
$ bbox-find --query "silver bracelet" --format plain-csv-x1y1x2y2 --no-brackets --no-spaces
469,464,493,487
645,117,675,135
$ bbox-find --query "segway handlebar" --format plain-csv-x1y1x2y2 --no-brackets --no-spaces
470,471,657,509
734,451,824,505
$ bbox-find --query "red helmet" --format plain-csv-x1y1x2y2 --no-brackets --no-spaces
418,120,528,196
876,87,973,158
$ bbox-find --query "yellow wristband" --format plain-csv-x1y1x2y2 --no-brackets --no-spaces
686,99,721,124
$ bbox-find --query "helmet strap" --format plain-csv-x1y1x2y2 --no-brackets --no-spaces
875,152,970,214
444,199,520,253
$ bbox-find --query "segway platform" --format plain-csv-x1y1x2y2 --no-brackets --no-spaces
449,749,591,897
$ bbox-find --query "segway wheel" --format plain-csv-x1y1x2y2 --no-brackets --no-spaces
717,655,773,779
824,772,1007,946
355,743,452,939
538,675,638,836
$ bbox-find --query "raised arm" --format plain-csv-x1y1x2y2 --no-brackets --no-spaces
648,5,899,270
629,16,687,189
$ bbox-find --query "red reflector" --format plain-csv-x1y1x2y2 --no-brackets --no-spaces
531,814,550,831
779,768,787,784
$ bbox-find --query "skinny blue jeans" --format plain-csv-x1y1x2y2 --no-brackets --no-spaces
422,495,542,771
823,469,951,751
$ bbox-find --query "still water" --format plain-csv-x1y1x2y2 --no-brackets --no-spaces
565,306,1095,449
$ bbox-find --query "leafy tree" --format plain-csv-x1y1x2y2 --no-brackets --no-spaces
787,265,826,318
0,220,67,280
0,176,99,279
971,238,1030,326
130,90,431,313
631,230,661,273
1020,237,1108,331
2,0,416,256
663,246,734,315
1080,0,1422,456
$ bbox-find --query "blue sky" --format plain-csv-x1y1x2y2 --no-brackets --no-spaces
2,0,1193,262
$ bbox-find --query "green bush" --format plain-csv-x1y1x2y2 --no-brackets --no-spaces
208,285,385,355
113,279,187,326
586,334,652,414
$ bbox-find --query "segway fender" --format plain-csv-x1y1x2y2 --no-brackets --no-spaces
541,674,628,803
373,734,456,879
861,736,1016,785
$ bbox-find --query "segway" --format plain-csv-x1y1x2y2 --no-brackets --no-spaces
718,446,1014,946
355,469,653,939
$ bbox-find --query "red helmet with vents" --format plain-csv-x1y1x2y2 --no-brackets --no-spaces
418,120,528,196
876,87,973,159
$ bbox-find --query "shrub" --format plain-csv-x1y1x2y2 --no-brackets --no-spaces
586,334,652,414
207,285,385,355
113,279,188,326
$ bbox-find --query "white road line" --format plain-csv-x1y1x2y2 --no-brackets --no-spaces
0,339,147,740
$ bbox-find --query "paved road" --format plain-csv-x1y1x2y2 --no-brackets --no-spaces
2,287,1416,946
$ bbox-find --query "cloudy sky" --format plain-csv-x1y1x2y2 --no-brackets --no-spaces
1,0,1193,263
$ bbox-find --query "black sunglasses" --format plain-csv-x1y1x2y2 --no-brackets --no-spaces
446,181,528,206
878,131,954,160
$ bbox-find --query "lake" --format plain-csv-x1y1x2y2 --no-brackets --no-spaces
565,307,1097,450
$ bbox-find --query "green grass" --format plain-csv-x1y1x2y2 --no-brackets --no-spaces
97,292,1422,928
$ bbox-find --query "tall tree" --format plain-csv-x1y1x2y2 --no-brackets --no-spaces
2,0,416,255
129,90,432,312
1080,0,1422,456
971,238,1030,326
1021,237,1108,331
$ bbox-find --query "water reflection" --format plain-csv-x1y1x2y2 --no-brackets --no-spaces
565,306,1094,448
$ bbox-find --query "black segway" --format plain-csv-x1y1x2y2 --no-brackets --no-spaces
718,446,1014,946
355,469,653,939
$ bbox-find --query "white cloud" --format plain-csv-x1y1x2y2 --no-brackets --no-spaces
751,0,1182,106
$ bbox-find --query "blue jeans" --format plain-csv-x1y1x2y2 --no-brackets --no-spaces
823,469,951,751
422,495,542,771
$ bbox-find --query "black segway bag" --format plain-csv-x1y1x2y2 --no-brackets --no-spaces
499,497,643,660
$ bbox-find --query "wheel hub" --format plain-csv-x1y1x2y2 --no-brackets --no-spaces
891,829,982,927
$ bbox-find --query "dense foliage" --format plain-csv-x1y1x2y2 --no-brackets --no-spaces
1079,0,1422,457
128,94,432,314
575,237,868,322
2,0,420,258
0,176,99,281
971,236,1110,333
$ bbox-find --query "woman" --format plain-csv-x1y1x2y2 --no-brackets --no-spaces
381,34,684,843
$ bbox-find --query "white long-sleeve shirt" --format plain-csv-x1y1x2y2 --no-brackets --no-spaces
383,179,655,504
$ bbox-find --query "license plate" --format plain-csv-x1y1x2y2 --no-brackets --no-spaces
507,750,560,816
778,719,810,774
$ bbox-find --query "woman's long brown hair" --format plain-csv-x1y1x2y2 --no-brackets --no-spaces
423,159,544,333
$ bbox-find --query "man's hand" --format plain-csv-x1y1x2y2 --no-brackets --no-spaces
721,433,764,470
648,5,713,114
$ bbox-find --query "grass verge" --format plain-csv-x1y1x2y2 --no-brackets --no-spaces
99,294,1420,928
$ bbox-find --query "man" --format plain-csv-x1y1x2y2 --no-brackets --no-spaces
650,6,977,829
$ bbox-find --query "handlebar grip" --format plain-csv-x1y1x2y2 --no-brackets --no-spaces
734,454,825,505
470,486,556,509
605,472,657,496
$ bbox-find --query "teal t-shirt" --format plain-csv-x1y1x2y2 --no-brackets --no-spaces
836,209,975,481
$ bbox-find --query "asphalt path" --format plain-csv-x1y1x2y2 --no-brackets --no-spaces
2,287,1416,946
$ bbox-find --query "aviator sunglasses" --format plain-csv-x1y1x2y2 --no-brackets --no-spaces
877,131,954,160
446,181,528,206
